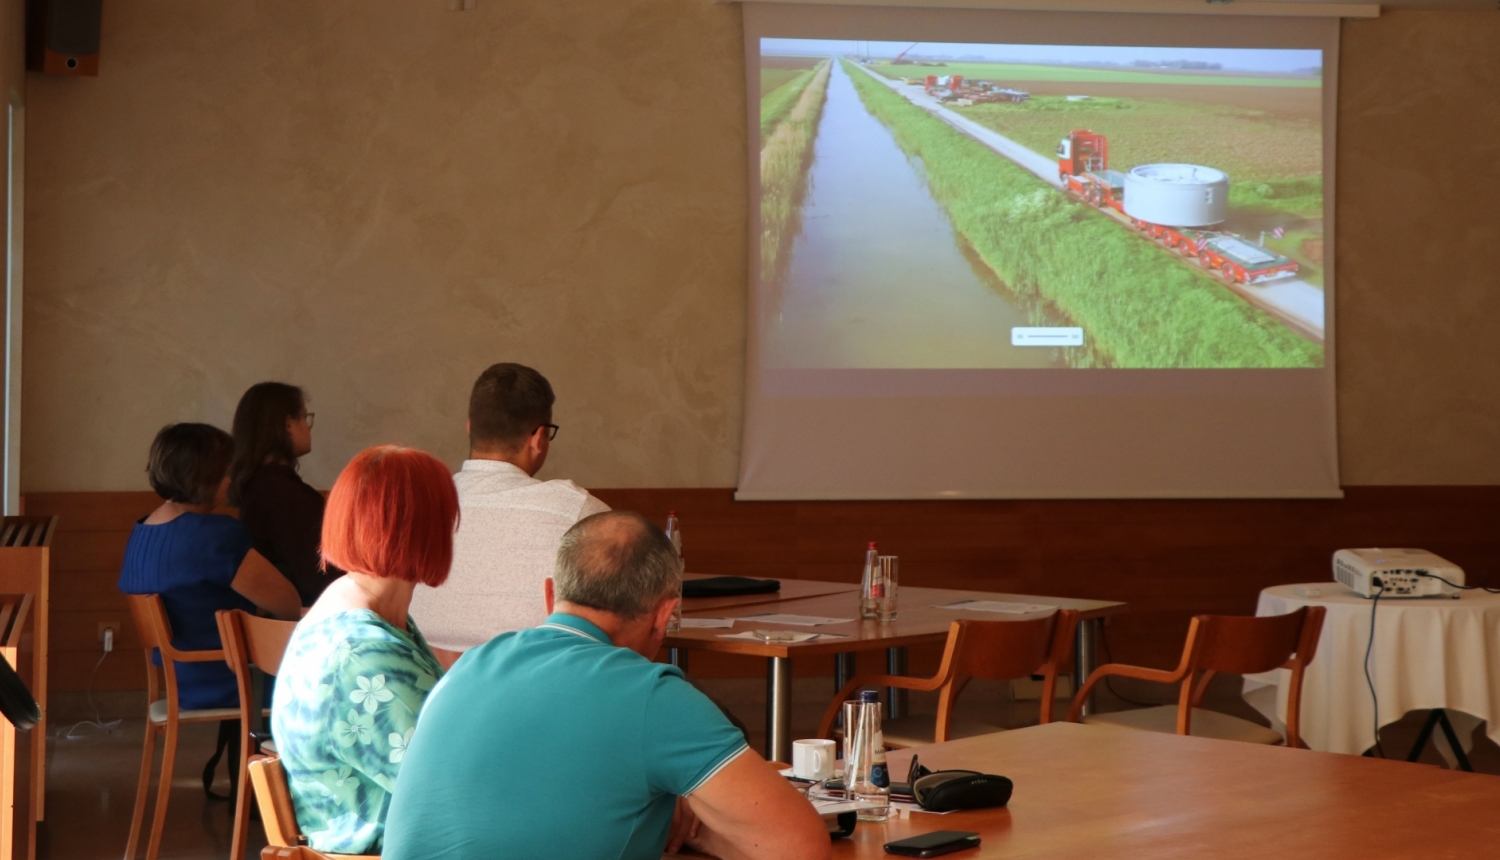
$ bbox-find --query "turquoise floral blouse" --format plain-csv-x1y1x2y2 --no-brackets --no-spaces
271,610,442,854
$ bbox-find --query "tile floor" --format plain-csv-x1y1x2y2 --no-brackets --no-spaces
39,677,1499,860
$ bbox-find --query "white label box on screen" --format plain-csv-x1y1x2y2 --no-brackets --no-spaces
738,3,1339,499
1012,328,1084,347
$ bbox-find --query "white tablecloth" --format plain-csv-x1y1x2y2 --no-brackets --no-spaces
1243,583,1500,758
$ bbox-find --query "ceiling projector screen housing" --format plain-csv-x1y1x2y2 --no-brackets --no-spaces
738,4,1340,500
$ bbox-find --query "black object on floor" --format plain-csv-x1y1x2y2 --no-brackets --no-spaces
0,657,39,730
682,577,780,598
1406,708,1474,772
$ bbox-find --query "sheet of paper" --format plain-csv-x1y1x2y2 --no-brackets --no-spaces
937,599,1056,615
891,800,956,816
718,631,849,643
678,617,735,629
740,613,855,626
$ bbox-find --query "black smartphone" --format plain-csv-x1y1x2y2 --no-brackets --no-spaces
884,830,981,857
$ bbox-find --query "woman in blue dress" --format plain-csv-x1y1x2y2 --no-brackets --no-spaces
118,423,302,711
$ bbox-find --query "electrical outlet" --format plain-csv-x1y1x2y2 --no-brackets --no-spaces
97,621,120,645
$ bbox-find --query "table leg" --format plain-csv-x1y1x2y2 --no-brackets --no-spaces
834,652,855,692
1074,619,1100,717
767,657,792,764
887,647,908,719
668,648,688,671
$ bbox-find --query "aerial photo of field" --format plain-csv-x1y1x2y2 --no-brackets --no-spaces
757,39,1327,370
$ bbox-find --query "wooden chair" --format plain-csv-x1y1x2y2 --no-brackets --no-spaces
124,594,244,860
1067,606,1326,747
816,611,1080,747
218,610,299,860
248,754,378,860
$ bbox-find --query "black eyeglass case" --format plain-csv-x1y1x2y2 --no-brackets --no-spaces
681,576,781,598
912,770,1014,812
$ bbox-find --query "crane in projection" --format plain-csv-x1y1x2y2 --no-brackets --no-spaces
891,43,920,65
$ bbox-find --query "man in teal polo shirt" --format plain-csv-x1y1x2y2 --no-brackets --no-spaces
383,511,830,860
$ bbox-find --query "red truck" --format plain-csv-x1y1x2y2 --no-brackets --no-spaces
1055,130,1298,286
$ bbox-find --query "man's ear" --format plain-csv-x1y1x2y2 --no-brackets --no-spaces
544,578,556,614
652,592,680,637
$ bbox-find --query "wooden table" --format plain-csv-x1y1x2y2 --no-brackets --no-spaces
826,722,1500,858
666,585,1126,762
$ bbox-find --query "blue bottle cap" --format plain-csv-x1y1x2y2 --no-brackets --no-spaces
859,690,879,704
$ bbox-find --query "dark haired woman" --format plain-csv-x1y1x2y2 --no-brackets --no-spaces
118,423,301,710
230,382,341,605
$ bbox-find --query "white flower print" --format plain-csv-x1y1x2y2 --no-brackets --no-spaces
349,674,395,714
333,708,376,747
388,727,414,763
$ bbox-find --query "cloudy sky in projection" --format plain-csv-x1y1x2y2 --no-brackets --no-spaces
761,40,1322,74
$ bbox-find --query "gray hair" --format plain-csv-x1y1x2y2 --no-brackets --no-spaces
554,511,683,619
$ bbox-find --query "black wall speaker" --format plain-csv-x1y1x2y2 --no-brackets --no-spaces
26,0,104,76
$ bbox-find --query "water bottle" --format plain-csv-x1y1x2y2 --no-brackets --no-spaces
849,691,890,821
875,555,899,622
665,511,683,561
859,542,879,620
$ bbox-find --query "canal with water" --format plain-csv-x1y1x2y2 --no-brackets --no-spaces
763,60,1072,370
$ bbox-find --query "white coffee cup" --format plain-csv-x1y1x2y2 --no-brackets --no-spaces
792,738,836,781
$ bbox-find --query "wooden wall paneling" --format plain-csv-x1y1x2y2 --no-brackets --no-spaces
21,487,1500,690
21,494,156,694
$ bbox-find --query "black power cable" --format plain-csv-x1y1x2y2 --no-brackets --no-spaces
1415,571,1500,594
1363,581,1386,758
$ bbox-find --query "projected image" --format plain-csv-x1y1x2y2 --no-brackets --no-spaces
757,40,1326,369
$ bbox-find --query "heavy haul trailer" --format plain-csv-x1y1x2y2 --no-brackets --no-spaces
923,74,1029,104
1055,130,1299,286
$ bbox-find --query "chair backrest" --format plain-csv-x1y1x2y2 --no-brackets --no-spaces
219,610,297,678
127,592,228,715
1180,605,1327,747
934,609,1081,736
1190,607,1323,676
125,593,169,654
248,754,301,848
949,610,1079,682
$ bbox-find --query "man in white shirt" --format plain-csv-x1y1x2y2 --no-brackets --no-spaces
410,363,610,651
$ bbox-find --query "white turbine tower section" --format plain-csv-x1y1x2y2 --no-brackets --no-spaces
1123,164,1229,228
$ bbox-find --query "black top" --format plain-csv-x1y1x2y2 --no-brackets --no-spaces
238,463,341,605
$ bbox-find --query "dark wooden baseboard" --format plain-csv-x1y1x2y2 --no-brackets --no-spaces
25,487,1500,691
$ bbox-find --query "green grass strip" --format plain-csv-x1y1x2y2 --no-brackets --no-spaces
760,69,817,142
760,61,831,286
844,61,1321,369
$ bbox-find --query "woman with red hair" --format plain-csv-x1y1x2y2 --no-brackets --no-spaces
271,446,459,855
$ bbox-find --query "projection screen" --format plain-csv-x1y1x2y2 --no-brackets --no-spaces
738,3,1340,500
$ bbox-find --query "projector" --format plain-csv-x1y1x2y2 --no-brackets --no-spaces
1332,548,1464,598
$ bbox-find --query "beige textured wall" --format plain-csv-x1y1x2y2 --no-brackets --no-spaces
22,0,747,492
18,2,1500,492
1335,11,1500,483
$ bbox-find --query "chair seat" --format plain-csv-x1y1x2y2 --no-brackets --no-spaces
1083,706,1284,745
149,699,264,724
879,714,1008,748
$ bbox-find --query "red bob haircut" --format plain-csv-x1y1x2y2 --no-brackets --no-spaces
321,446,459,587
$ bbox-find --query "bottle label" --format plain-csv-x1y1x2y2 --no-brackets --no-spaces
870,584,885,598
871,762,889,788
